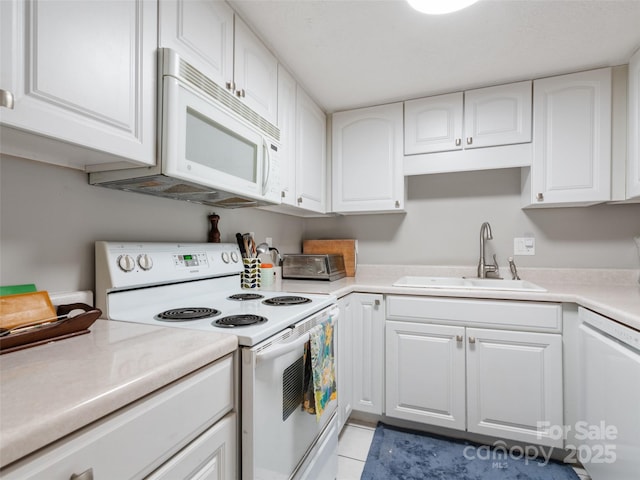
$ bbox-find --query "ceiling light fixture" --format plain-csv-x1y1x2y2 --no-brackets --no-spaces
406,0,480,15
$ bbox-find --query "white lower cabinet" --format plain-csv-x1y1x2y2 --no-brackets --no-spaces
351,293,385,416
337,294,354,431
385,321,466,429
385,296,564,448
0,355,236,479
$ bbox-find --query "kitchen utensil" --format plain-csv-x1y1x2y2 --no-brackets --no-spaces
256,243,282,265
236,232,247,258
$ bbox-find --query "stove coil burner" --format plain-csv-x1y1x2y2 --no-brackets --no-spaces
227,293,264,301
214,315,268,328
262,296,312,306
156,307,220,322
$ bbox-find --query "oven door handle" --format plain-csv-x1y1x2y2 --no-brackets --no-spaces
256,332,310,364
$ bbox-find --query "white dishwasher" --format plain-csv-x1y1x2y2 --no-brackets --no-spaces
576,307,640,480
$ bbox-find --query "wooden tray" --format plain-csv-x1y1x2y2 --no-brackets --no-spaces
0,303,101,354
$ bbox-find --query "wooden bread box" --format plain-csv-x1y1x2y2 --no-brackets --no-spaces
302,239,358,277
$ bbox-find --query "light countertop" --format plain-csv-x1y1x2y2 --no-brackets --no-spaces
0,319,237,467
278,265,640,331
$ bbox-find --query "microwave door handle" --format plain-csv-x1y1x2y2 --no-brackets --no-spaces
256,332,310,364
262,138,271,196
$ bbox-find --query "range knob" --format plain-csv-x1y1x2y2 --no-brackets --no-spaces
230,251,239,263
137,254,153,271
117,254,136,272
221,252,230,264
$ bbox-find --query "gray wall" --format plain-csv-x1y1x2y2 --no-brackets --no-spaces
0,155,304,292
305,168,640,269
2,156,640,295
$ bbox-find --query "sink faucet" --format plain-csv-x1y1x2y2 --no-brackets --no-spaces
477,222,500,279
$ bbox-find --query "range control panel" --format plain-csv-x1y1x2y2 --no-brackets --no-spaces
96,241,243,290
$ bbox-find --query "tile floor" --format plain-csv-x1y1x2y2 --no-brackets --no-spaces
336,421,592,480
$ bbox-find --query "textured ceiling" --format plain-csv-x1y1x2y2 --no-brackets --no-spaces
228,0,640,113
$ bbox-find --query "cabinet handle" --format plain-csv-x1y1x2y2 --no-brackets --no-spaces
70,468,94,480
225,81,235,92
0,89,14,109
456,335,463,343
297,196,303,204
466,137,473,145
236,89,246,98
395,200,400,208
536,193,544,201
455,138,461,146
281,191,286,198
468,336,476,344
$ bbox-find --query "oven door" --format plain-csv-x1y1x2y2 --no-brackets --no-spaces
241,306,339,480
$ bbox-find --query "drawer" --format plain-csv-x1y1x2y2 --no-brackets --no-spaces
1,355,234,479
386,295,562,332
147,412,236,480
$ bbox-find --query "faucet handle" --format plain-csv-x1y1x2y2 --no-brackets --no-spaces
486,254,502,279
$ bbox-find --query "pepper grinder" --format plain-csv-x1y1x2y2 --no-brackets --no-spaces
208,213,221,243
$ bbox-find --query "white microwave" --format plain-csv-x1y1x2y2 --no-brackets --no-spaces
90,48,281,208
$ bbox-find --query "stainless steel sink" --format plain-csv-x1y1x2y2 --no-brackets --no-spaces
392,276,546,292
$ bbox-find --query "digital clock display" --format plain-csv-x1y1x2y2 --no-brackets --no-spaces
181,254,199,267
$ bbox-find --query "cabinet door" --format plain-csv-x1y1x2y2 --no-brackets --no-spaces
147,413,237,480
385,321,466,430
233,16,278,125
530,68,612,205
352,294,384,415
337,295,354,431
404,92,463,154
158,0,233,89
0,0,156,168
332,103,404,213
277,65,297,207
466,328,563,447
628,48,640,199
295,86,327,213
464,81,532,149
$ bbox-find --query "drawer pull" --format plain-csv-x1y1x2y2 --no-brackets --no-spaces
70,468,94,480
468,336,476,344
456,335,463,343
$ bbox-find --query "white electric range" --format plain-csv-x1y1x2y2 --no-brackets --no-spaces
95,241,339,480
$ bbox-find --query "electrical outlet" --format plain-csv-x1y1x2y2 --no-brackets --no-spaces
514,237,535,255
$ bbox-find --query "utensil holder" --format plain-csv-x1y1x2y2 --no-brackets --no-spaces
242,258,261,289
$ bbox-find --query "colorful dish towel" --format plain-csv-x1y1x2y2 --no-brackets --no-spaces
302,317,337,421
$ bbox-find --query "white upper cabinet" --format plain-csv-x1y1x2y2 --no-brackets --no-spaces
0,0,157,169
404,92,463,155
404,81,532,175
523,68,612,207
332,103,405,213
261,72,328,216
295,86,327,213
233,17,278,125
158,0,233,88
276,66,297,207
627,48,640,199
464,81,532,149
159,1,277,125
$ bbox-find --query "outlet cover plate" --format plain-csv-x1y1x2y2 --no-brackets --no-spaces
514,237,535,255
